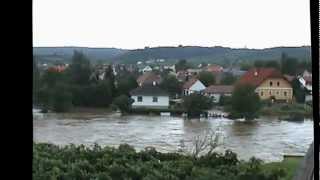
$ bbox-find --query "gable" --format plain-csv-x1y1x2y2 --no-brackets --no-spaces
258,78,292,89
190,80,206,91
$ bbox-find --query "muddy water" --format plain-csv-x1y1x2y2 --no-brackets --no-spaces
33,112,313,162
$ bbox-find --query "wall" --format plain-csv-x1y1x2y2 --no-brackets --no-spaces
132,95,169,109
255,78,293,101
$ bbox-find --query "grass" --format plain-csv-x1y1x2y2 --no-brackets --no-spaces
260,103,312,117
262,156,303,180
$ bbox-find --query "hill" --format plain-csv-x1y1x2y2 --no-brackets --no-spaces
114,46,311,65
33,47,128,63
33,46,311,65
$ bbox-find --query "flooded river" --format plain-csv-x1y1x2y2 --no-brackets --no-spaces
33,112,313,162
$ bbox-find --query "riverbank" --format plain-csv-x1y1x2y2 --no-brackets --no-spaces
259,103,313,118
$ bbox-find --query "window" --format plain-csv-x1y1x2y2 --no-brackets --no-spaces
137,96,143,102
269,91,272,95
277,82,280,86
260,91,264,96
276,91,279,95
153,97,158,102
284,91,287,96
270,81,273,86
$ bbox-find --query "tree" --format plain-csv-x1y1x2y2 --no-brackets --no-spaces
160,75,182,97
254,60,264,68
264,60,280,69
88,81,113,107
52,83,73,112
104,65,115,95
68,51,92,85
230,84,261,120
291,78,306,103
182,93,213,117
116,76,138,96
280,53,299,75
220,73,237,85
175,59,189,72
198,72,215,86
112,95,134,113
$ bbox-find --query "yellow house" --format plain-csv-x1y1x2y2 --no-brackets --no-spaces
238,68,293,102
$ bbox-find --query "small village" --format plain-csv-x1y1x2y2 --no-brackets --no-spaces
35,56,313,120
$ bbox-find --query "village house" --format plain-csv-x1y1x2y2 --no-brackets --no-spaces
141,65,153,73
238,68,293,102
182,78,206,96
136,72,162,86
130,85,169,109
205,64,224,74
203,85,234,103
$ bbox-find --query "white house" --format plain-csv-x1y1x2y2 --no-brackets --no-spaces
203,85,234,103
141,66,153,73
130,85,169,109
182,78,206,95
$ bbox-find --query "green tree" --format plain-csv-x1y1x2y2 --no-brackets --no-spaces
254,60,264,68
291,78,306,103
104,65,115,95
220,73,237,85
280,53,299,75
175,59,189,72
198,72,215,86
52,83,73,112
68,51,92,85
264,60,280,69
112,95,134,113
230,84,261,120
88,81,113,107
116,76,138,96
182,93,213,117
160,75,182,97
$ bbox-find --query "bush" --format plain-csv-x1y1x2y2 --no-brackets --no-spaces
112,95,134,113
33,143,287,180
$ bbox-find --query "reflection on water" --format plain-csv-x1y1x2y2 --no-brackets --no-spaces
33,112,313,162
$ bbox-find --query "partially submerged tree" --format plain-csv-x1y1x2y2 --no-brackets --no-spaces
182,93,213,117
229,84,262,120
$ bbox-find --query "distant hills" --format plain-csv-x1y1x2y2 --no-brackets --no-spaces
33,46,311,65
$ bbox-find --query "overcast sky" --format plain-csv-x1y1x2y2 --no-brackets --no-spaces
33,0,311,49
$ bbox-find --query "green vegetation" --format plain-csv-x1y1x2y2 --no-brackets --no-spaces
262,156,303,180
229,85,262,120
220,73,237,85
112,95,134,113
260,103,312,117
160,75,182,97
175,59,191,72
182,94,213,117
198,71,215,86
33,143,288,180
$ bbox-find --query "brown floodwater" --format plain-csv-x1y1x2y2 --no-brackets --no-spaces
33,111,313,162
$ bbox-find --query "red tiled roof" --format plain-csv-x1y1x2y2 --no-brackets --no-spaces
182,78,199,89
204,85,234,94
283,74,295,82
237,68,283,87
137,72,161,86
205,64,223,73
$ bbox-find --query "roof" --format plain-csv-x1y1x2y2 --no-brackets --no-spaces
283,74,295,82
204,85,234,94
182,78,199,89
237,68,284,87
206,64,223,73
130,85,168,96
137,72,161,86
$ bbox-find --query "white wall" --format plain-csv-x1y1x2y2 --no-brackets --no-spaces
189,80,206,91
132,95,169,108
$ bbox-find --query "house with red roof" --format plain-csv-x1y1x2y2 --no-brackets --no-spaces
137,72,162,86
182,78,206,96
205,64,224,74
203,85,234,103
237,68,293,102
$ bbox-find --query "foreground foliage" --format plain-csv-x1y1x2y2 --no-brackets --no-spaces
33,143,287,180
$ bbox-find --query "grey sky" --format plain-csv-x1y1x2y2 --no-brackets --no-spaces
33,0,311,49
